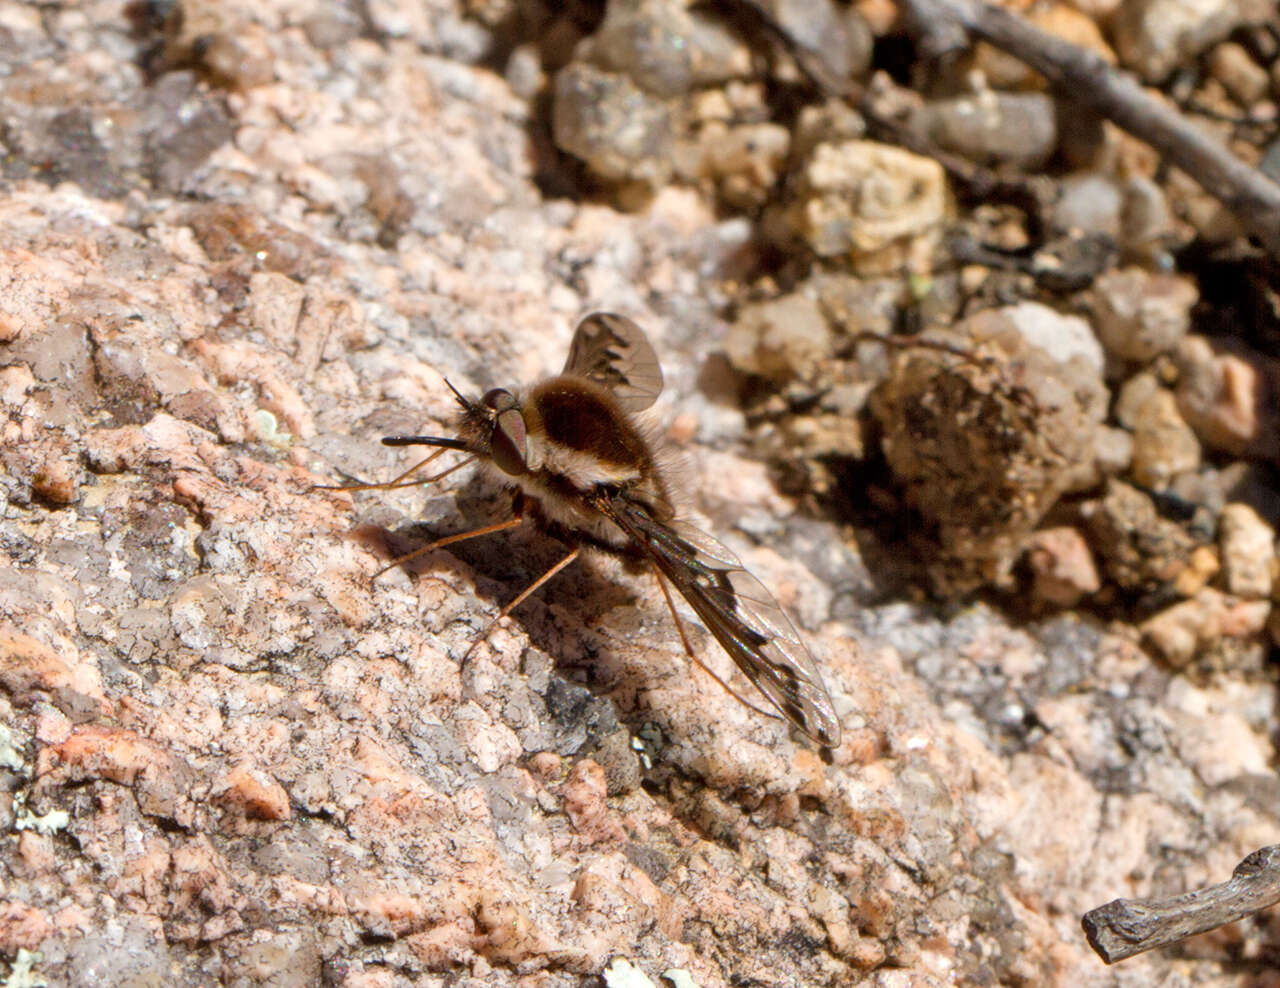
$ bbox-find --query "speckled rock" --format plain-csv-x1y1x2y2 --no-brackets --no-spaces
583,0,752,98
552,63,673,185
362,0,490,52
0,901,52,955
1163,677,1275,785
1082,479,1203,597
1090,267,1198,363
4,2,1280,987
870,306,1106,592
786,140,948,272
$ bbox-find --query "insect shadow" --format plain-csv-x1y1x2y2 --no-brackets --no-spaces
349,469,641,685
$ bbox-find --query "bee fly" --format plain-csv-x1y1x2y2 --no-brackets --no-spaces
323,313,842,747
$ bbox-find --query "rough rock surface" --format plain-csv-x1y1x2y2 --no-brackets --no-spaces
1,3,1279,988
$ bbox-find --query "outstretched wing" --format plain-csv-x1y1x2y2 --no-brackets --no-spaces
563,313,664,413
597,494,842,747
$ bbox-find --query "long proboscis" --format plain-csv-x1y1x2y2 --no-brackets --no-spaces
381,435,472,450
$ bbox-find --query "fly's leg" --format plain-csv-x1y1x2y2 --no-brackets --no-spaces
312,446,471,493
461,545,581,662
372,491,527,580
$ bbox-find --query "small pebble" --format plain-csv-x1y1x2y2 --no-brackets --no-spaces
686,8,756,85
587,0,697,98
910,91,1059,170
698,122,791,208
1141,588,1270,667
1175,545,1221,597
1175,337,1280,459
1218,502,1275,599
871,307,1106,592
1261,137,1280,185
1120,176,1176,251
724,294,832,383
759,0,872,83
1093,425,1134,479
1112,0,1256,83
31,456,81,506
1208,41,1271,105
1128,387,1201,489
505,44,544,101
788,140,948,271
1114,372,1159,430
1024,527,1101,608
551,63,673,185
1053,174,1123,239
1083,480,1197,592
994,301,1103,372
1091,267,1197,363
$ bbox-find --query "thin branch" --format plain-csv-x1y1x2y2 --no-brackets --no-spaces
727,0,1058,238
898,0,1280,257
1082,844,1280,963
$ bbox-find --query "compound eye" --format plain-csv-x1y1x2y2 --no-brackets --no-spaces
490,408,528,475
482,388,516,413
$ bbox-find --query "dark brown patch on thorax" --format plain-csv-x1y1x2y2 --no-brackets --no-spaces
526,376,653,470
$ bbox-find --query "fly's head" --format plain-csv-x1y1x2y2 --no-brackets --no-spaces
446,379,530,477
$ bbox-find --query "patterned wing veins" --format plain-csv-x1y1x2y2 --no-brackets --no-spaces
597,493,841,747
562,313,664,413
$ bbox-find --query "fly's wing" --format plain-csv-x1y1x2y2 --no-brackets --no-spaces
563,313,664,413
599,495,842,747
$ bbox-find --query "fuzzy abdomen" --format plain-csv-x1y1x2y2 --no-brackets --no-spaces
504,374,673,553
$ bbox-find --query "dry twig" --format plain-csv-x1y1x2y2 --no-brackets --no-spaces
898,0,1280,257
1082,844,1280,963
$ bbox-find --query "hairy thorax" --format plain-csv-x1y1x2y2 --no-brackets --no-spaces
507,375,673,552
